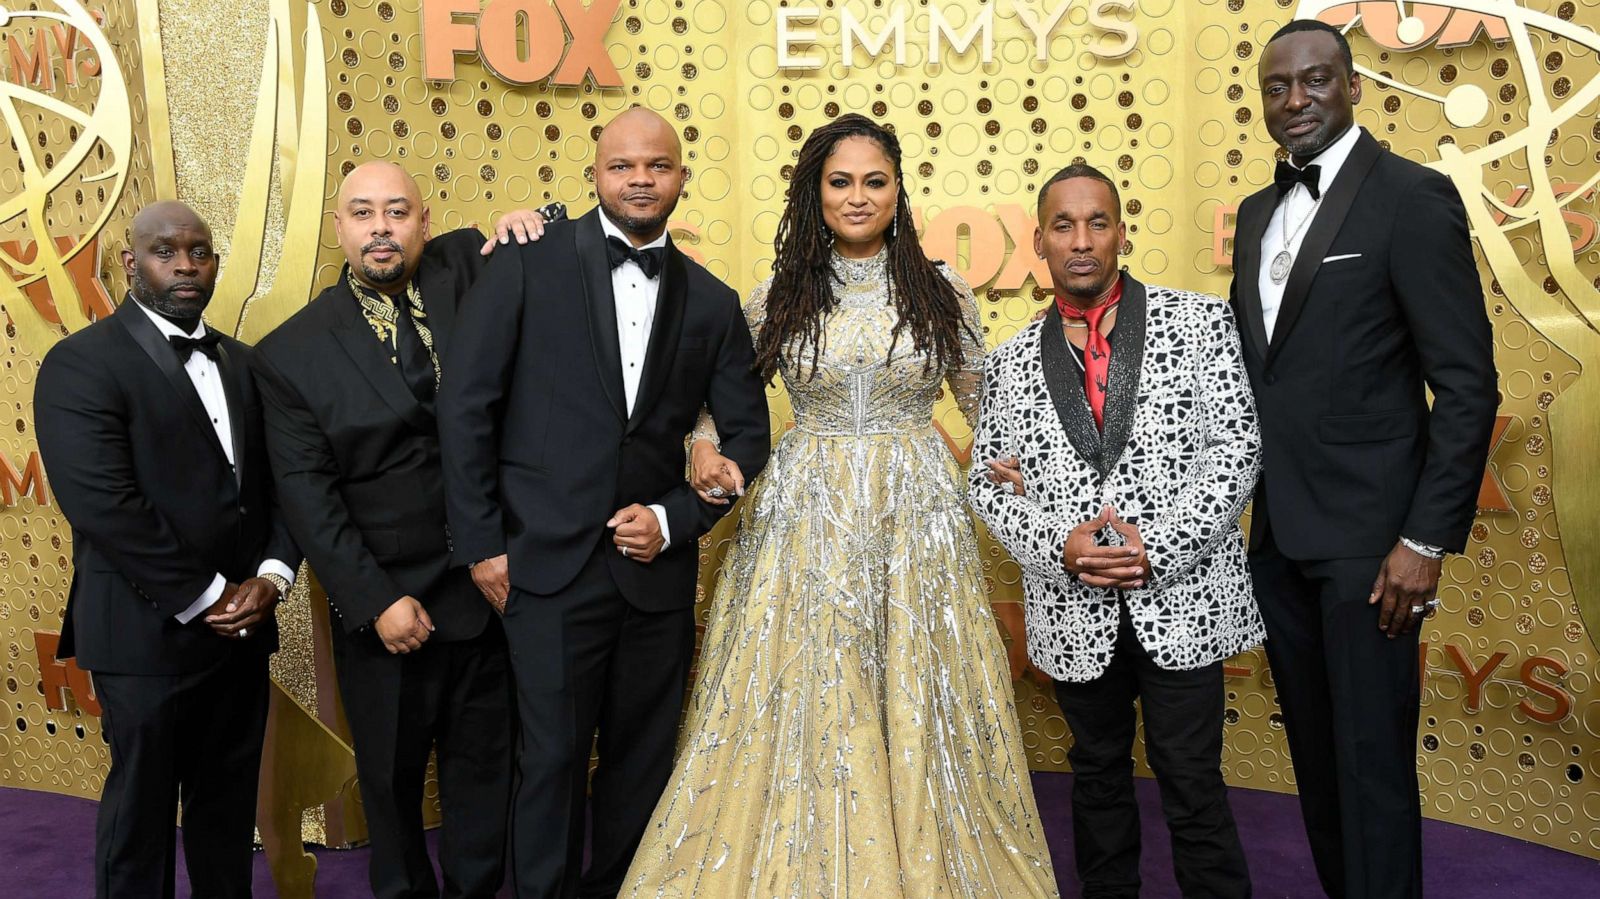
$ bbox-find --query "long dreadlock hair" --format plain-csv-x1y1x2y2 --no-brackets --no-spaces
755,113,972,383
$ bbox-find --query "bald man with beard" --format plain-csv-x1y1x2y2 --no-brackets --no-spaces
37,201,301,898
439,108,771,898
252,163,561,898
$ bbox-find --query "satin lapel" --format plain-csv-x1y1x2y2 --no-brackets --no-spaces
213,339,249,487
626,245,687,435
1098,274,1146,475
1038,305,1105,468
1232,191,1272,357
575,212,627,421
415,255,458,358
1267,131,1382,367
115,299,229,461
330,288,434,433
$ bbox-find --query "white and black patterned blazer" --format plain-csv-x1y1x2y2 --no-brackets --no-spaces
969,275,1266,682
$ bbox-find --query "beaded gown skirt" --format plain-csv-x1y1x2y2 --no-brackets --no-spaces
621,252,1059,898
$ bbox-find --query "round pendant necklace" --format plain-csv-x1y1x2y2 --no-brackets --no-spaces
1270,189,1323,285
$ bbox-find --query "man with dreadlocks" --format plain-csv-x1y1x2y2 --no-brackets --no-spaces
621,114,1060,897
972,164,1263,898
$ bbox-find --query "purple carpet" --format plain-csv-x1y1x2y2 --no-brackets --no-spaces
2,773,1595,896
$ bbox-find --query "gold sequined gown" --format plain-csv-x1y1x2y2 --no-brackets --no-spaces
622,249,1059,898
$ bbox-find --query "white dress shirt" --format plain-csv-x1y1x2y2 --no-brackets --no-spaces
597,214,673,549
1257,124,1362,340
134,302,296,623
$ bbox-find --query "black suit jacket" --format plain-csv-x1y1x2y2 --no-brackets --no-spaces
253,229,492,641
35,299,300,675
439,209,771,610
1228,128,1498,559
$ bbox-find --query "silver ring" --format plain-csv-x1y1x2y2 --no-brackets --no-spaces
1002,481,1016,494
1425,598,1440,609
621,546,630,558
1410,605,1426,616
238,627,249,638
707,486,726,499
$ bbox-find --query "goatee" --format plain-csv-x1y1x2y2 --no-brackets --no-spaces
131,270,210,323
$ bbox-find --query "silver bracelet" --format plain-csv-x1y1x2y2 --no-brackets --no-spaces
1400,537,1446,560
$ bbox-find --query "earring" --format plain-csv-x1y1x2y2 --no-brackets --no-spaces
891,215,897,239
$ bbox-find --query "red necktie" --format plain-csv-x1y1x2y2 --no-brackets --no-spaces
1057,279,1123,431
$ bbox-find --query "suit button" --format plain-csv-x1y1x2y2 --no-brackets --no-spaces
623,436,633,445
239,505,249,515
1264,374,1277,386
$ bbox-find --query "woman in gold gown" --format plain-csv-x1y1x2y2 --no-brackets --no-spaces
621,115,1059,898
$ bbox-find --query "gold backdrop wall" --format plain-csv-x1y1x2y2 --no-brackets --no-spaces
2,0,1597,874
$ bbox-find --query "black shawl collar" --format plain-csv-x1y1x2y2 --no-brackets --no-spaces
116,297,245,486
572,209,687,433
1234,128,1382,366
1038,273,1147,477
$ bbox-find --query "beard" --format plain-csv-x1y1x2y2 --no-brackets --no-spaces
599,190,676,237
1278,118,1348,160
131,269,211,322
358,237,407,286
1059,262,1115,302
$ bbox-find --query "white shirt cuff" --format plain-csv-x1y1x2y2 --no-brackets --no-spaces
649,504,672,550
176,573,227,624
257,559,297,587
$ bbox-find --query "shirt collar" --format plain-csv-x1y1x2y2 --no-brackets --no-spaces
1293,124,1362,198
131,294,207,340
598,210,670,253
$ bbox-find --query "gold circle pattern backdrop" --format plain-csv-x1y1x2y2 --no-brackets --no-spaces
0,0,1596,862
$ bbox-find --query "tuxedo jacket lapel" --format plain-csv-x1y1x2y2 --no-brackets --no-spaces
626,245,687,435
214,340,249,487
1039,304,1105,470
1098,275,1146,476
330,285,434,433
575,211,627,422
116,299,230,462
1268,130,1382,366
1232,193,1272,358
417,255,458,358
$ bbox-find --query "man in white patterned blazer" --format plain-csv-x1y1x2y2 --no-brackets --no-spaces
970,164,1264,899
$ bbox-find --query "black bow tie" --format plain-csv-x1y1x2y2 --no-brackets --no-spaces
169,331,222,362
1274,160,1322,200
606,235,666,279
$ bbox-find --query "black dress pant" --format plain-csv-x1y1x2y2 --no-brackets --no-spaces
501,543,696,899
1251,518,1422,899
92,650,270,899
1054,607,1250,899
334,618,514,899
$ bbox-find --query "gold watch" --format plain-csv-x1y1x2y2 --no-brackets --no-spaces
259,572,291,601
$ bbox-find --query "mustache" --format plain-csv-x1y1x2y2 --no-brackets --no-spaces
621,190,658,202
165,281,207,295
362,237,402,254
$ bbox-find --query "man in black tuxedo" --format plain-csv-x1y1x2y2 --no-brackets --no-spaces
35,201,300,899
439,108,771,898
1230,21,1497,898
253,161,561,899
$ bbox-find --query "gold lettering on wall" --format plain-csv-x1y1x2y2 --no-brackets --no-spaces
420,0,623,87
778,1,1140,71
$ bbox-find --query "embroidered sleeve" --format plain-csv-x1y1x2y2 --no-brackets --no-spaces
941,265,986,429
